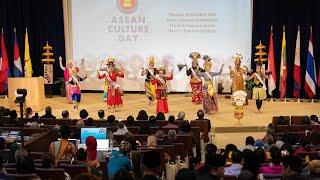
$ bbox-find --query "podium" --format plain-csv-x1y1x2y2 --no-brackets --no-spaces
8,77,45,112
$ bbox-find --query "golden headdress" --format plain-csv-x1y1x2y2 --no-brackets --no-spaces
203,55,212,70
107,57,115,64
149,56,155,65
189,52,201,64
233,53,243,64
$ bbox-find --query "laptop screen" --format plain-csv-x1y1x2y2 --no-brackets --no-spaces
97,139,109,151
80,128,108,144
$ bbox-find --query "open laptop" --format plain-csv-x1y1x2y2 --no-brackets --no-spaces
80,128,108,144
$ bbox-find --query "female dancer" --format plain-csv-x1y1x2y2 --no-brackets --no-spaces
186,52,204,104
59,56,74,103
151,67,173,113
97,58,124,112
141,56,156,104
68,66,87,109
198,55,224,114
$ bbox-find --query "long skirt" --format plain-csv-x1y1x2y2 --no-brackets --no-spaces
191,82,202,103
156,99,169,113
107,88,123,107
65,83,72,104
203,93,218,114
145,81,156,101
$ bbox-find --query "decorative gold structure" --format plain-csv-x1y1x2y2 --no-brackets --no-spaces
41,41,55,63
232,90,247,125
254,41,267,64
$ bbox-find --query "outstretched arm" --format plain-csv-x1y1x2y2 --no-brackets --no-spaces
210,64,224,76
59,56,65,71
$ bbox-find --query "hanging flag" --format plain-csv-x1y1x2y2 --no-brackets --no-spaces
13,28,23,77
24,28,33,77
267,26,276,95
304,30,317,98
293,27,301,98
0,28,9,93
279,27,287,98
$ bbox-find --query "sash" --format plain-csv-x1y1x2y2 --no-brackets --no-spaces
190,68,201,82
70,75,80,88
254,73,266,90
205,72,215,97
106,73,120,89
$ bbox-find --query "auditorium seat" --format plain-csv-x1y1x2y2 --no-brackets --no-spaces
156,121,168,127
177,135,194,154
127,126,140,134
190,120,209,142
272,116,290,125
59,164,89,178
4,173,39,180
263,173,283,180
29,152,44,160
35,168,65,180
291,116,310,125
5,167,16,174
223,175,237,180
173,143,186,159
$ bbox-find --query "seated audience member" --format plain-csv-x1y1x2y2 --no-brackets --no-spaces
162,115,179,129
167,130,179,143
74,119,85,139
86,136,105,177
237,170,256,180
61,110,70,120
126,115,135,127
178,121,196,146
3,108,11,117
195,143,217,171
242,149,260,177
76,148,87,163
282,156,303,179
7,143,19,163
49,126,77,162
85,117,94,126
308,160,320,179
254,147,266,165
77,109,89,125
225,144,237,161
293,137,310,156
97,110,106,121
107,115,117,126
155,112,165,121
310,130,320,146
148,115,158,128
147,135,157,149
113,168,134,180
224,150,243,176
108,141,132,179
41,152,54,168
9,110,18,124
243,136,255,151
175,168,196,180
14,148,28,164
196,154,226,179
16,155,36,174
141,151,161,179
176,111,185,121
41,106,56,119
277,116,286,125
310,114,319,125
124,132,137,150
155,130,170,145
136,110,148,120
24,107,33,118
114,121,129,135
259,147,284,174
196,109,211,132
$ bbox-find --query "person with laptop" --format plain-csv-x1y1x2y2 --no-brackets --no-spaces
85,136,105,178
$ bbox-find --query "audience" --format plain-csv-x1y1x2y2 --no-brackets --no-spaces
148,115,158,128
155,112,165,121
49,125,77,163
308,160,320,179
98,110,106,120
124,132,137,150
24,107,33,118
177,111,185,121
114,121,129,135
108,141,132,179
196,109,211,132
238,170,256,180
0,137,5,150
41,152,54,168
113,168,134,180
167,130,178,143
155,130,170,145
243,136,255,151
16,155,35,174
175,168,196,180
163,115,179,129
107,115,117,126
197,154,226,179
41,106,56,119
142,151,161,179
136,110,148,120
126,115,135,126
61,110,70,120
14,148,28,164
224,150,243,176
85,136,104,177
178,121,196,147
147,135,157,149
260,147,284,174
85,117,94,126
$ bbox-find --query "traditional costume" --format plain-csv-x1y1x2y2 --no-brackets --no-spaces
151,68,173,113
187,52,204,104
68,66,86,109
230,54,247,93
249,64,268,111
59,58,73,103
98,58,124,110
198,55,224,114
141,56,156,104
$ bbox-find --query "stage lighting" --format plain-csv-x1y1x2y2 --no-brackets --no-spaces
15,89,27,104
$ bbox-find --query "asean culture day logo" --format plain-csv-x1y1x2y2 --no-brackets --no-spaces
117,0,138,14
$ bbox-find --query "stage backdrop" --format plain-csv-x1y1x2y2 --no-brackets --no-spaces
71,0,252,92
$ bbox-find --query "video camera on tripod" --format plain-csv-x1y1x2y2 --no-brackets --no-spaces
14,89,27,104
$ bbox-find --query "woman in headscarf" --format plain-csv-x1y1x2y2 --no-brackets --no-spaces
85,136,105,177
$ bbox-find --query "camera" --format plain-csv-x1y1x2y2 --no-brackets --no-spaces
14,89,27,104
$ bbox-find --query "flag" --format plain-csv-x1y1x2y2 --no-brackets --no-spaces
304,31,317,98
279,27,287,98
267,27,276,95
24,28,32,77
293,27,301,97
0,29,9,93
13,28,23,77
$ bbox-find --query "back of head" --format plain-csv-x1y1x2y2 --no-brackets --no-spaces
107,115,116,123
118,121,125,129
155,130,165,139
168,130,177,140
137,110,148,120
206,143,217,155
14,148,28,163
237,170,256,180
143,151,161,169
61,110,69,118
270,147,282,165
79,109,89,119
181,120,191,132
197,110,204,119
301,116,311,125
177,111,185,120
76,148,87,161
277,116,286,125
225,144,237,155
148,115,156,124
25,107,33,116
60,125,71,139
205,154,226,170
126,115,134,125
231,150,243,164
168,115,175,124
98,110,105,119
245,136,255,146
113,168,133,180
10,110,18,119
147,135,157,149
175,168,196,180
155,112,165,120
120,141,131,154
254,147,266,164
310,115,318,123
16,155,35,174
242,149,259,175
309,160,320,177
86,118,94,126
45,106,52,115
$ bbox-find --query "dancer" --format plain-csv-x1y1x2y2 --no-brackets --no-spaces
59,56,74,103
68,66,87,109
186,52,204,104
199,55,224,114
248,64,268,112
97,58,124,111
141,56,156,104
151,67,173,113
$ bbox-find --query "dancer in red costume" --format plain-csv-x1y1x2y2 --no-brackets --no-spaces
151,67,173,113
97,58,124,112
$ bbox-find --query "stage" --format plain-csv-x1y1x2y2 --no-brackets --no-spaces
1,93,319,148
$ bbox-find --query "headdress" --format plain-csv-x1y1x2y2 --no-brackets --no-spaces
149,56,155,65
233,53,243,64
156,67,166,74
203,55,212,70
107,57,115,64
189,52,201,64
